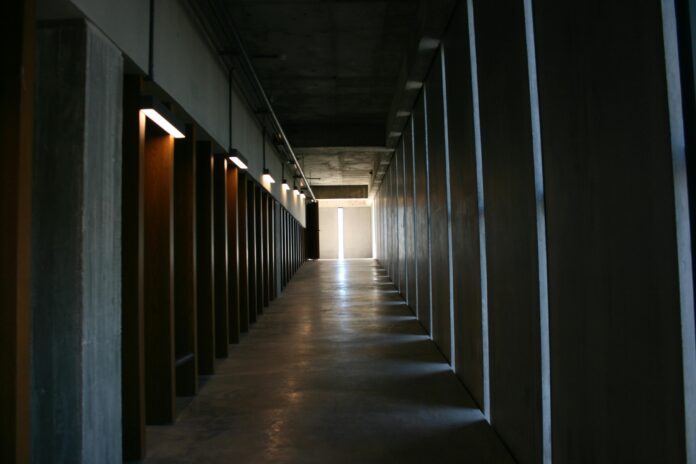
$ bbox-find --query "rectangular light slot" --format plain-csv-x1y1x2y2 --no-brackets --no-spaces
338,207,345,260
141,108,185,139
230,156,248,170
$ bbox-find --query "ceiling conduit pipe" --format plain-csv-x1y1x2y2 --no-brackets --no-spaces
221,11,316,201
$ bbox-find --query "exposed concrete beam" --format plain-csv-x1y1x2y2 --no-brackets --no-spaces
312,185,368,199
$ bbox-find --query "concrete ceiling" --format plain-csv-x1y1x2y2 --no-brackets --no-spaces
296,146,393,186
220,0,419,192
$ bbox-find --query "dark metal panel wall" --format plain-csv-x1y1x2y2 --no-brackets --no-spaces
306,202,320,259
255,185,264,316
442,2,485,410
425,51,452,362
374,2,693,462
473,0,543,461
121,76,146,459
534,2,686,462
195,142,216,377
237,173,250,333
226,166,240,344
247,181,258,324
389,162,397,280
413,92,431,333
143,123,176,425
0,3,33,460
261,191,269,308
403,121,417,313
396,141,407,295
173,125,198,396
213,155,229,358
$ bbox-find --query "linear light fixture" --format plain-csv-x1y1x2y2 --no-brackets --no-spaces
140,96,186,139
262,168,275,183
229,149,248,170
281,162,290,190
260,124,275,184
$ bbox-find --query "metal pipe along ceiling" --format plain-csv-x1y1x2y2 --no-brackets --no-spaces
190,0,316,201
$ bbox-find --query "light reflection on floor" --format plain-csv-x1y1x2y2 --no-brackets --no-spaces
143,260,514,464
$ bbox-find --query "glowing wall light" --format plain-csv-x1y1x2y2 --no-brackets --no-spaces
281,163,290,190
140,96,185,139
262,168,276,183
228,149,248,170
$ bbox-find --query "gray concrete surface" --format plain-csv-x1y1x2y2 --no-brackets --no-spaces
143,260,513,463
32,19,123,463
343,207,373,259
319,206,339,259
37,0,307,225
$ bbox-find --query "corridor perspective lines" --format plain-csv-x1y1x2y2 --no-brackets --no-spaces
144,260,513,463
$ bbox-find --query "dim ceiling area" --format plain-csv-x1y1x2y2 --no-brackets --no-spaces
192,0,430,196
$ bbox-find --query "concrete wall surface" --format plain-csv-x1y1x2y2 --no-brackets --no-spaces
32,20,123,463
319,206,339,259
319,206,372,259
343,207,373,259
37,0,306,225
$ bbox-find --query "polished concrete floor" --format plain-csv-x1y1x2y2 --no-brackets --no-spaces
144,259,514,463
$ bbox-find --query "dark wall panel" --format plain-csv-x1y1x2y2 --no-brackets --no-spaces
227,166,240,344
255,186,264,315
121,76,145,459
413,92,431,333
474,0,543,462
426,51,452,361
1,3,33,461
213,155,229,358
388,165,396,281
534,2,686,462
306,202,320,259
396,142,407,295
262,193,270,307
403,121,417,313
238,173,249,332
269,198,276,300
195,143,215,375
143,124,175,424
247,180,257,324
173,125,197,396
443,2,485,409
